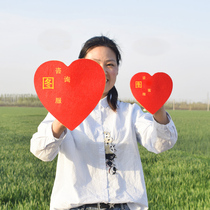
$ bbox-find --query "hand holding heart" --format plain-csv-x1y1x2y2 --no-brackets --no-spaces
34,59,106,131
130,72,173,114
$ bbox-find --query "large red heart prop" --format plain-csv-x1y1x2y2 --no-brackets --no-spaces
34,59,105,130
130,72,173,114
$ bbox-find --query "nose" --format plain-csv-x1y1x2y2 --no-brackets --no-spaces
100,64,108,75
104,69,107,75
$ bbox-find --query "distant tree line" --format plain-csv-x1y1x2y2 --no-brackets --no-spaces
122,100,209,111
0,94,209,111
0,94,43,107
165,101,209,111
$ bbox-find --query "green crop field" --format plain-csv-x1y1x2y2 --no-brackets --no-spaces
0,107,209,210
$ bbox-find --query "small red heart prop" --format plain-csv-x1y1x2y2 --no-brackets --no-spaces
130,72,173,114
34,59,105,130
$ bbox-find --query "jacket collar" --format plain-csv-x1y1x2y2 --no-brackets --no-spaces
98,96,109,108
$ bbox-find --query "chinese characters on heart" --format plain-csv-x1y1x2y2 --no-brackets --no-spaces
42,67,70,104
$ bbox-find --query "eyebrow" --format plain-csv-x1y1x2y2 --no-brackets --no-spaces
93,59,117,63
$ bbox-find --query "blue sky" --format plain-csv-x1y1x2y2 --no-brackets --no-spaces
0,0,210,102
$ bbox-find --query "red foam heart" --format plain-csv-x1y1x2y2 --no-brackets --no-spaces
130,72,173,114
34,59,105,130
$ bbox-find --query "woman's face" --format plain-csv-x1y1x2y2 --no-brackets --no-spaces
85,46,119,98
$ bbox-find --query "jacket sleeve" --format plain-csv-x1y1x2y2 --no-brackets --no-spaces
30,113,67,162
133,104,178,154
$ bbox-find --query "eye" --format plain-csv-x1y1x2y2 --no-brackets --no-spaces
107,63,114,67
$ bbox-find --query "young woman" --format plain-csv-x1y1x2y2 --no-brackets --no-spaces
30,36,178,210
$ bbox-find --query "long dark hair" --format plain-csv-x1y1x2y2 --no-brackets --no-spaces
78,36,121,111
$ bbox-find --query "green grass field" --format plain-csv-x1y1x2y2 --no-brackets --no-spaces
0,107,209,209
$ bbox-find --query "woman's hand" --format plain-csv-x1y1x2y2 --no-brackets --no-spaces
52,119,66,138
153,106,169,125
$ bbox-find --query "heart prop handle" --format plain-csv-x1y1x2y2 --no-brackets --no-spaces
34,59,106,130
130,72,173,114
